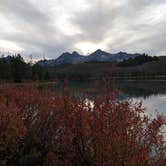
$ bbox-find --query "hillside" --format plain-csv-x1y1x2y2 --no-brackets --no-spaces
48,56,166,80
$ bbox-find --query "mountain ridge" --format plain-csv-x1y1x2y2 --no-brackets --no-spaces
37,49,146,67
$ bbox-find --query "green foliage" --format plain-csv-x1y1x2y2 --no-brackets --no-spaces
32,64,50,81
118,54,158,67
10,54,26,82
0,56,11,80
0,54,49,82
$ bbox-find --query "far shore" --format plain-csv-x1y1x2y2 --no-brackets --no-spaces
1,77,166,86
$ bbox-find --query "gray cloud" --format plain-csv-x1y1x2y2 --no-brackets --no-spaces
0,0,54,35
71,0,166,55
0,0,166,59
0,0,77,59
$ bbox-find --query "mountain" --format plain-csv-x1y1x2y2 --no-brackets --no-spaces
110,52,141,62
87,50,140,62
37,50,144,67
37,59,56,67
37,51,85,67
55,51,85,65
87,49,112,62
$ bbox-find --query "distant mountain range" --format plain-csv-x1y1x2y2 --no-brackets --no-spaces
37,49,145,67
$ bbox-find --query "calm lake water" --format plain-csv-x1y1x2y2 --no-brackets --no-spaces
59,80,166,117
43,79,166,139
118,81,166,117
118,80,166,138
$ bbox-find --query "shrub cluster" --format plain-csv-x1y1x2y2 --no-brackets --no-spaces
0,83,165,165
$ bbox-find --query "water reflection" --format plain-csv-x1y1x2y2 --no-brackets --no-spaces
118,80,166,98
118,81,166,117
126,94,166,117
47,80,166,116
66,80,166,139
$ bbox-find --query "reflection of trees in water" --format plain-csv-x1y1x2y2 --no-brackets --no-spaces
118,81,166,98
36,80,166,99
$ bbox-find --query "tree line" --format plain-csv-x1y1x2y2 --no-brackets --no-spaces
117,54,158,67
0,54,50,82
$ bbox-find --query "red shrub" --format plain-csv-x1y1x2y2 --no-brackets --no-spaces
0,83,165,165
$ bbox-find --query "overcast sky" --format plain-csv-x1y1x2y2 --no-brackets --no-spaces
0,0,166,59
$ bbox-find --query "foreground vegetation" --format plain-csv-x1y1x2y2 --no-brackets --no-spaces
0,81,165,165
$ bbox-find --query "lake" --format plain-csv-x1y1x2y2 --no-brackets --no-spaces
67,80,166,138
58,80,166,118
118,80,166,117
118,80,166,138
42,80,166,117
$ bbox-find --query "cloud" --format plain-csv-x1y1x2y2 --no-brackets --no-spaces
0,0,166,59
0,0,80,58
71,0,166,55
